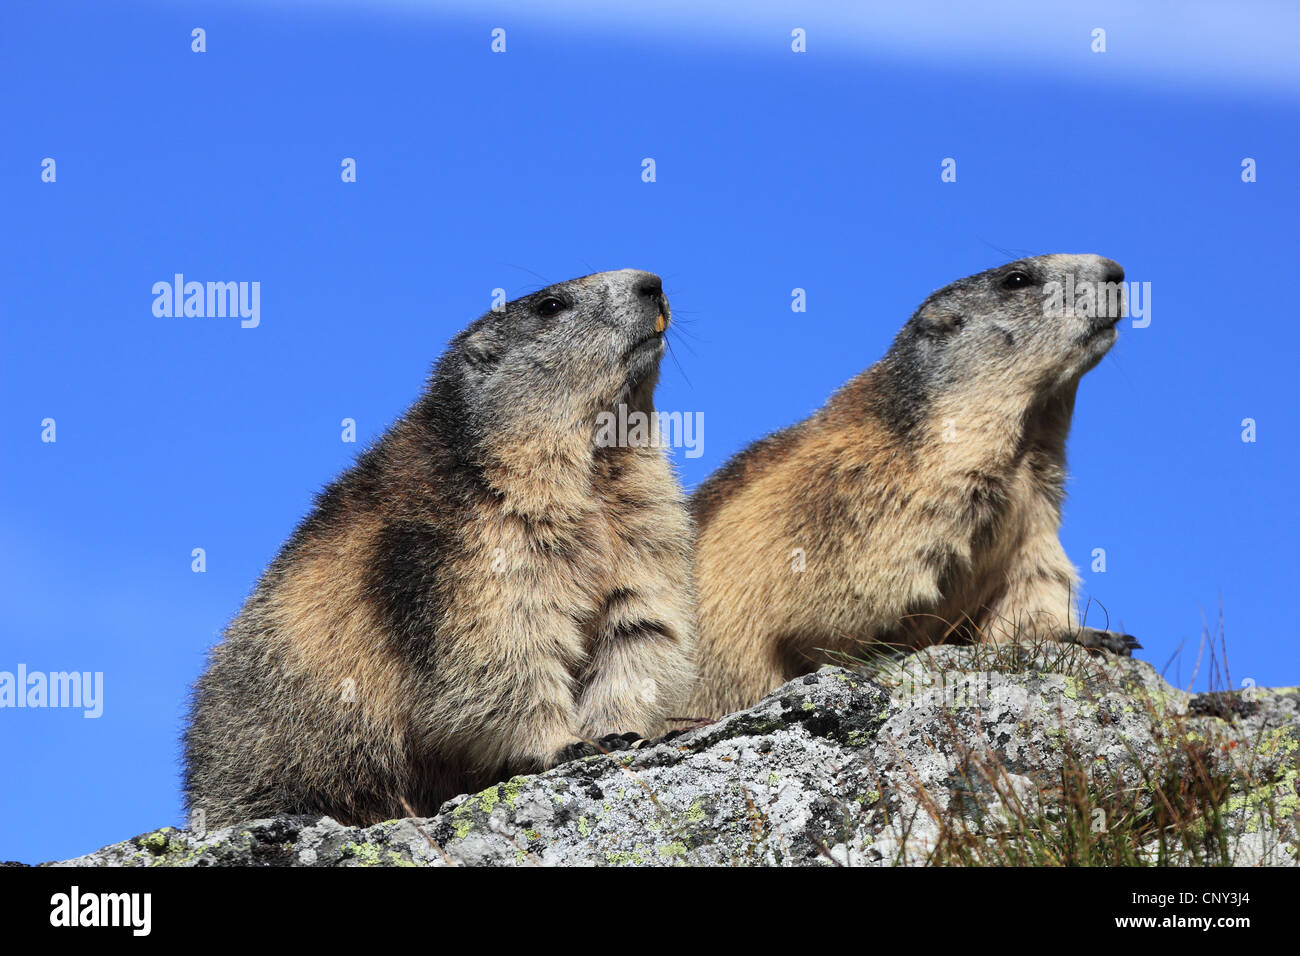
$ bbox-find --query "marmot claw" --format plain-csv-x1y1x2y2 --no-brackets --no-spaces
1067,626,1141,656
556,732,646,763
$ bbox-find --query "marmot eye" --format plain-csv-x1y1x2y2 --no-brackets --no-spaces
1001,271,1032,290
535,296,568,317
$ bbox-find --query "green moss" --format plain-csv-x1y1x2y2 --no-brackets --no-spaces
340,841,381,865
657,842,687,859
1223,767,1300,834
1255,727,1299,758
577,816,592,837
150,844,203,867
135,827,205,867
724,715,786,737
456,777,527,823
340,841,417,867
686,800,706,824
604,847,645,865
139,829,174,855
501,777,527,808
450,801,477,840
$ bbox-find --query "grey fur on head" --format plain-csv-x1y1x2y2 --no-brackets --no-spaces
874,254,1125,437
443,269,670,446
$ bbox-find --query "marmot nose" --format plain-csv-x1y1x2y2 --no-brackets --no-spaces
1099,258,1124,284
635,275,664,301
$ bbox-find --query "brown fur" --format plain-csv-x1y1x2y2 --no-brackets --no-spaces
687,255,1132,719
184,270,695,828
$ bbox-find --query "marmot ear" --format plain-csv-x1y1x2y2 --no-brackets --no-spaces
917,307,964,338
462,329,501,371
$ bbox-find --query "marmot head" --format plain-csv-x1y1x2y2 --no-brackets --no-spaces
889,253,1125,395
434,269,671,442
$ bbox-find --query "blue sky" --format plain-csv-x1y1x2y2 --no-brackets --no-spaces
1,1,1297,862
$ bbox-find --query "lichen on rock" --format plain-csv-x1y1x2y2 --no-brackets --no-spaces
45,646,1299,867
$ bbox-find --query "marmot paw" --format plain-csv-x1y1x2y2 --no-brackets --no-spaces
555,732,647,764
1066,626,1141,656
595,731,647,752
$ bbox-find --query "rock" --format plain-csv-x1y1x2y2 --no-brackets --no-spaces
45,645,1299,866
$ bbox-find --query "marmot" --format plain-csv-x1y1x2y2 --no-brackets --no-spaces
687,254,1137,719
184,269,696,828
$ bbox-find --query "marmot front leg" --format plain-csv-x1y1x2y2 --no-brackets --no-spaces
571,588,693,746
432,613,590,777
981,530,1138,656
